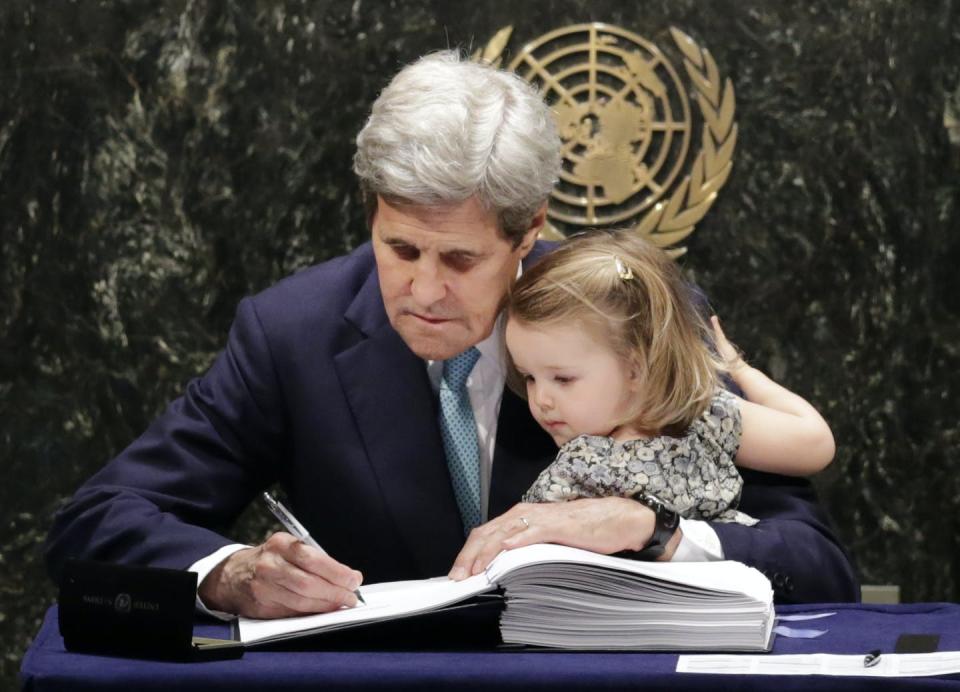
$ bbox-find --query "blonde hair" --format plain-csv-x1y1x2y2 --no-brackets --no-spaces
506,231,724,436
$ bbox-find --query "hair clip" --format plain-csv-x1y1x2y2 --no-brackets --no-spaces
614,256,634,281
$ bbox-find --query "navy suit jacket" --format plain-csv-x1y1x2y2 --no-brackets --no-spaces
46,241,859,603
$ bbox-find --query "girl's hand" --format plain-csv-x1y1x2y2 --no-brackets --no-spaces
710,315,836,476
711,315,745,372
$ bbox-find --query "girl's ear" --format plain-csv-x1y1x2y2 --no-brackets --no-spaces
625,357,645,391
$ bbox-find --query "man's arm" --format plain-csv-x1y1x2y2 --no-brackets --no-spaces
47,291,370,618
710,470,860,603
45,297,285,582
450,477,859,604
665,485,860,603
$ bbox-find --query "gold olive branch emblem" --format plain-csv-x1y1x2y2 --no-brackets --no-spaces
473,25,513,68
474,25,737,257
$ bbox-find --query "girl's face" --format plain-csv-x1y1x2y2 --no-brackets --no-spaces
505,317,641,446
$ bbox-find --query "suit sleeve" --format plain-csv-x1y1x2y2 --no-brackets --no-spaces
710,470,860,604
45,297,285,583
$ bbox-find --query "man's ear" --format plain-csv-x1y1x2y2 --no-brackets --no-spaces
517,202,548,256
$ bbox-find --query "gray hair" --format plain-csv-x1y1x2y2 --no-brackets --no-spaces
354,50,561,245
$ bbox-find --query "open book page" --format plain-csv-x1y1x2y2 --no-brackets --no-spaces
238,573,491,645
487,543,772,603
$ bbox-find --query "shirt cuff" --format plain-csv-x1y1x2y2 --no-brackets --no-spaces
670,518,725,561
188,544,251,620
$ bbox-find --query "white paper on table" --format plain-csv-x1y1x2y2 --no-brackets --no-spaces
677,652,960,677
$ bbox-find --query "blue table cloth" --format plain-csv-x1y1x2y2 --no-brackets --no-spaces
20,603,960,691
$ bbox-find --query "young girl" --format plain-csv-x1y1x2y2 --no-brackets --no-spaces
505,231,835,525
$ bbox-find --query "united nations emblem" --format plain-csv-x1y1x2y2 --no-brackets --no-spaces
114,592,132,614
475,23,737,256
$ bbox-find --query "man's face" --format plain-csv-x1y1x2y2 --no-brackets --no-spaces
505,318,640,447
372,195,539,361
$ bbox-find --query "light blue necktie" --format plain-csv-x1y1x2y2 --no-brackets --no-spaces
439,347,482,534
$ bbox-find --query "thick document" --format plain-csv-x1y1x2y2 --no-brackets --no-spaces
239,544,775,651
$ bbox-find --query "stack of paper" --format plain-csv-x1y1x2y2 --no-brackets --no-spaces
490,545,775,650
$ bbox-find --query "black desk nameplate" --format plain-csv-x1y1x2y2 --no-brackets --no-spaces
58,559,243,661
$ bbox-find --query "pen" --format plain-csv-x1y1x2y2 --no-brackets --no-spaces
262,492,366,604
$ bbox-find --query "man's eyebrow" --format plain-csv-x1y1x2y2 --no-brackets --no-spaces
382,235,416,246
441,248,483,258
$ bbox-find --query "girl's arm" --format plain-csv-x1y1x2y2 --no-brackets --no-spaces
712,316,835,476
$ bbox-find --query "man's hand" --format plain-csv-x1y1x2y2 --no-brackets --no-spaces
198,532,364,618
448,497,680,580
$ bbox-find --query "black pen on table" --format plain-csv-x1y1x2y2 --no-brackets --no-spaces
262,491,366,604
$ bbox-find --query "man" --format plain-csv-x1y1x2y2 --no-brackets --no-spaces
46,51,858,619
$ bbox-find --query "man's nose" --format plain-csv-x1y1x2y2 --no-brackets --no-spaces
409,260,446,307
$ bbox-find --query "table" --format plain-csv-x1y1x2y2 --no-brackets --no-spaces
20,603,960,691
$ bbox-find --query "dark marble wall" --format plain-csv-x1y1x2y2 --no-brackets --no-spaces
1,0,958,686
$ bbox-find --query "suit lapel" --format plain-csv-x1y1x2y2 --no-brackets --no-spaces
334,270,465,577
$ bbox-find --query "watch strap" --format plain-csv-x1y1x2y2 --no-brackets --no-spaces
615,492,680,561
